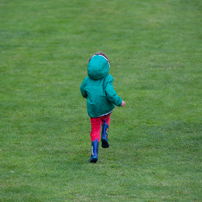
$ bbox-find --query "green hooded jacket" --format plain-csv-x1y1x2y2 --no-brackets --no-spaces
80,54,122,118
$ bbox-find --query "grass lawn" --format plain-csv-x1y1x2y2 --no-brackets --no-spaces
1,0,202,201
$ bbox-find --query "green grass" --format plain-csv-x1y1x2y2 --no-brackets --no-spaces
1,0,202,201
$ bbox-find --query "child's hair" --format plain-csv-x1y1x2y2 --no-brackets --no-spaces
88,52,110,65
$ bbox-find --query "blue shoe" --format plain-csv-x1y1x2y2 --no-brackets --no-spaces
101,121,109,148
89,139,99,163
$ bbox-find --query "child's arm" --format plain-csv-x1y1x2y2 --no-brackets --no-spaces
105,75,123,106
80,77,88,98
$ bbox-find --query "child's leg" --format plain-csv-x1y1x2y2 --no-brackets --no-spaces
101,113,111,148
90,117,102,142
105,113,111,126
101,113,111,126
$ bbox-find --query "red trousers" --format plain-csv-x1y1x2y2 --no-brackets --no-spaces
90,113,111,142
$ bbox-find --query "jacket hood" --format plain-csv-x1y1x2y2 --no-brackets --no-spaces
87,55,110,80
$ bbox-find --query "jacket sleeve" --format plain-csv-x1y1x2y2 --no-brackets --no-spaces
80,77,88,98
105,75,122,106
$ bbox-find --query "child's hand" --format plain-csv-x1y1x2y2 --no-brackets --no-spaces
121,101,126,107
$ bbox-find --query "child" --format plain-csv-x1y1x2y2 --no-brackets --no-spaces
80,53,125,163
